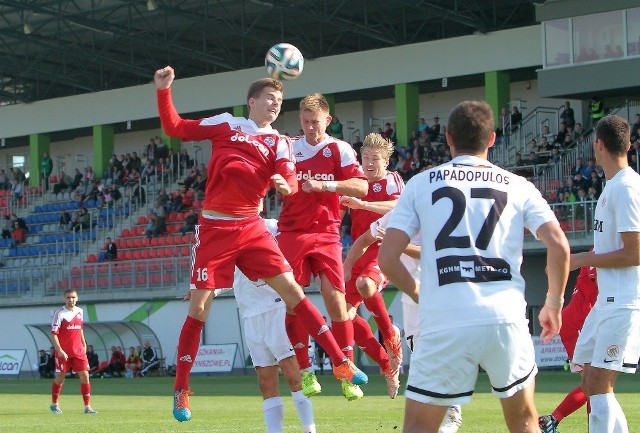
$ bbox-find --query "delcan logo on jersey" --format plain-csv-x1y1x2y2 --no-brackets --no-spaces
230,133,269,157
296,170,335,181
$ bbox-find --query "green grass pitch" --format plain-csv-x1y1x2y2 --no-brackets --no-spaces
0,371,637,432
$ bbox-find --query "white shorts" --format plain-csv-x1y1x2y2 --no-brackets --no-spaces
573,306,640,374
243,307,294,368
405,322,537,406
401,296,420,353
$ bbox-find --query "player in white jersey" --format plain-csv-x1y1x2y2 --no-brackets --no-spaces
379,100,570,433
570,115,640,433
226,218,316,433
344,211,462,433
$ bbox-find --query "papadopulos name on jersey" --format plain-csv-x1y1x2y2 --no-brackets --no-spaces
429,164,510,185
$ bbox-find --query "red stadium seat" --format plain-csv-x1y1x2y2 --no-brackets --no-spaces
151,274,162,285
163,274,175,285
140,250,150,259
121,276,132,286
133,250,142,260
180,246,189,256
135,227,145,236
150,238,159,247
86,253,97,263
71,266,81,276
121,250,133,261
137,216,148,225
126,239,136,249
121,228,131,237
157,236,167,246
181,235,190,244
136,275,147,285
134,238,144,248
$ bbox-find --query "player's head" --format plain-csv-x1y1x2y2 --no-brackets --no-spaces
63,289,78,308
595,115,630,158
361,133,394,180
129,346,136,354
246,78,284,127
446,100,496,156
299,93,332,144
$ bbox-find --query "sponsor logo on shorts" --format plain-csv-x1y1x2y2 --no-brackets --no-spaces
318,324,330,335
436,255,511,286
179,355,192,363
606,345,620,358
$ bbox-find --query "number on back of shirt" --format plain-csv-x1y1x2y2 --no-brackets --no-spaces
433,186,507,251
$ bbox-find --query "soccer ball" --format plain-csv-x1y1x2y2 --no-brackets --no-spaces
265,43,304,80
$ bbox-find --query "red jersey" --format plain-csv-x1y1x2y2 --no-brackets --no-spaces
564,265,598,326
51,306,85,358
349,171,404,241
278,136,366,235
157,89,297,216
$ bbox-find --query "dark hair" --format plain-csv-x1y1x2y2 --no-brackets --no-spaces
595,115,630,157
246,78,283,102
447,100,494,153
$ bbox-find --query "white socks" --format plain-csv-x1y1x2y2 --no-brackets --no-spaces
263,396,284,433
589,393,628,433
291,390,316,433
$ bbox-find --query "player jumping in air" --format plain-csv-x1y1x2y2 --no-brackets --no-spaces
154,67,367,422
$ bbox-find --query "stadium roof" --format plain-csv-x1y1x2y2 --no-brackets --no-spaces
0,0,539,106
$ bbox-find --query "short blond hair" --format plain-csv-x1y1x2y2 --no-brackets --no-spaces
299,93,330,113
361,133,394,160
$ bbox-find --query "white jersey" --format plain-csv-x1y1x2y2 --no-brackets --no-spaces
233,219,285,318
593,167,640,309
388,155,557,332
372,211,421,305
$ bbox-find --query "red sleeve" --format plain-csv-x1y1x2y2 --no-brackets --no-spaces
156,89,213,141
274,136,298,194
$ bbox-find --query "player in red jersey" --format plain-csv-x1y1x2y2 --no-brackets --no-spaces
154,68,367,422
539,263,598,433
340,132,405,398
49,289,96,415
277,93,369,400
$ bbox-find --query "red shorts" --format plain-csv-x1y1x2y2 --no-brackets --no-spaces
55,353,89,373
560,300,591,360
345,250,387,307
277,231,344,292
192,215,291,289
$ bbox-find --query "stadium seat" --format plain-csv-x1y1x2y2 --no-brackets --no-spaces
86,253,97,263
151,274,162,285
157,237,167,246
121,250,133,261
135,261,147,273
136,275,147,286
121,276,132,286
121,228,131,237
150,238,159,247
134,238,144,248
137,216,148,225
180,246,189,256
163,274,175,285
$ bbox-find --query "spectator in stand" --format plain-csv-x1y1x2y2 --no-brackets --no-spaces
83,166,96,184
0,169,8,190
548,147,561,164
71,181,86,202
527,139,540,153
630,153,639,173
53,171,72,196
39,349,54,378
140,340,161,377
59,210,71,232
11,167,26,184
11,213,27,231
156,188,170,209
570,157,585,177
588,96,604,128
1,215,12,240
581,158,596,179
587,186,599,201
146,138,157,161
86,345,99,377
560,101,575,129
587,171,603,196
510,106,522,132
562,133,575,150
573,172,589,192
10,179,23,205
70,168,83,190
352,135,364,160
98,237,117,262
151,198,167,219
574,123,586,143
130,151,142,173
382,122,394,141
496,108,510,137
82,180,100,204
145,211,166,239
125,347,143,378
102,346,126,378
417,117,428,133
168,149,179,176
327,116,344,140
630,114,640,143
553,123,568,148
155,136,169,160
180,166,199,190
628,140,640,168
179,148,193,174
179,209,198,236
539,137,554,151
140,159,156,184
9,222,26,249
189,174,206,201
526,151,539,165
41,152,54,191
514,152,526,167
71,208,90,233
167,190,185,214
541,125,555,143
428,116,441,142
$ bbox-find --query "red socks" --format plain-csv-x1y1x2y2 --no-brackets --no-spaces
352,314,390,371
81,383,91,406
553,385,588,422
174,315,205,391
51,382,62,404
286,312,312,370
363,291,394,341
293,298,346,366
331,319,354,362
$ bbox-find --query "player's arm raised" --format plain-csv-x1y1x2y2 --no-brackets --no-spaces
536,220,571,343
379,228,419,303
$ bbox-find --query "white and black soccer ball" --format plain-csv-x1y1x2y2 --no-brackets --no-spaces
265,43,304,80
